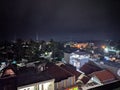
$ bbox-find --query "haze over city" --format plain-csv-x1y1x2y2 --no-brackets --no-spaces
1,0,120,41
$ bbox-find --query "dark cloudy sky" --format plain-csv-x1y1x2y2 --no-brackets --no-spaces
0,0,120,41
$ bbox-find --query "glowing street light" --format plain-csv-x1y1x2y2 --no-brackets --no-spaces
104,47,109,53
102,45,106,49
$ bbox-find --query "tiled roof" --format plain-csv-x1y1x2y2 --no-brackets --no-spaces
0,64,54,87
1,64,17,78
91,70,116,83
80,62,102,75
60,64,82,80
17,71,53,87
81,76,91,84
44,63,73,82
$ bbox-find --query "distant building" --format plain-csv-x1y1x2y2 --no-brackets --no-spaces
17,63,55,90
64,52,71,63
69,50,90,69
71,43,88,49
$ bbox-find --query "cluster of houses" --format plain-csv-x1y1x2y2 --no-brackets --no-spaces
0,61,79,90
63,50,120,90
0,50,120,90
0,60,119,90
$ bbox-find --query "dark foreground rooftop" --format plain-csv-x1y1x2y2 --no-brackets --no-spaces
89,80,120,90
17,71,53,87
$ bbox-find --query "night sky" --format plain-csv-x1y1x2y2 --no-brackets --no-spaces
0,0,120,41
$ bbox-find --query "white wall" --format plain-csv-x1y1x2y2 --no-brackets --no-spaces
18,85,35,90
70,54,89,69
39,81,54,90
55,76,75,90
18,79,54,90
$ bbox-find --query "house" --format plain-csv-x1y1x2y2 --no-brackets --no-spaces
60,64,82,81
17,72,55,90
0,64,55,90
79,62,117,90
90,70,117,84
44,62,75,90
0,64,17,90
72,43,88,49
81,70,117,90
17,65,55,90
80,62,102,75
69,50,90,69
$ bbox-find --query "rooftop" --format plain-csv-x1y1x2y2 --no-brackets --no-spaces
91,70,116,84
98,60,120,68
0,64,54,87
80,62,102,75
81,76,91,84
44,62,73,82
17,71,53,87
60,64,82,80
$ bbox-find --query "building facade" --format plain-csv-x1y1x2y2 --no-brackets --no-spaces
18,79,55,90
69,50,90,69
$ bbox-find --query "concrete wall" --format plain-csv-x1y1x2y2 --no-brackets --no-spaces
55,76,75,90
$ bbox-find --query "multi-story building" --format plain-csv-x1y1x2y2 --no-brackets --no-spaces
69,50,90,69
